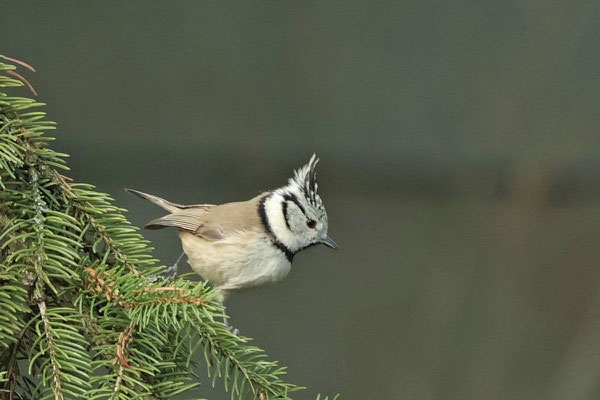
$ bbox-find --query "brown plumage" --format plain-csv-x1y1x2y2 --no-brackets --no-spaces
126,189,266,240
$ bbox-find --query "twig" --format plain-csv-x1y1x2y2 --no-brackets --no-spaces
83,266,210,309
114,326,135,369
37,300,64,400
5,70,37,96
1,56,36,72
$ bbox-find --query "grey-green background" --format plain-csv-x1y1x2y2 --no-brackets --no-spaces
4,1,600,399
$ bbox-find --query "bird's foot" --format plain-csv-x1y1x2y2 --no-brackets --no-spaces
223,316,240,336
163,252,185,280
228,326,240,336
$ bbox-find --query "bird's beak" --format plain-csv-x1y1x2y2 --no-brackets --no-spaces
320,236,339,250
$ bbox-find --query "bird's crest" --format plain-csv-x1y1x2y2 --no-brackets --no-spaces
289,154,324,211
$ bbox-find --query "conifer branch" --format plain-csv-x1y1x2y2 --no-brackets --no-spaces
36,300,64,400
84,265,209,309
115,325,135,369
111,363,126,400
111,324,136,399
29,164,64,400
0,55,338,400
55,172,142,276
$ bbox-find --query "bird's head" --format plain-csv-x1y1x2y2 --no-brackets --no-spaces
263,154,338,254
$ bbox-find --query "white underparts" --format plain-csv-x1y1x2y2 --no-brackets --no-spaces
179,231,291,301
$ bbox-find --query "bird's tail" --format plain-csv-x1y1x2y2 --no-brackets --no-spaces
125,188,214,215
125,188,186,213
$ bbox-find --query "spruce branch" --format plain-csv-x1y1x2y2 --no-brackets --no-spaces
56,173,143,276
34,300,64,400
0,55,338,400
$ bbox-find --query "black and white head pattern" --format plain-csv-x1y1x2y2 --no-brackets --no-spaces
261,154,330,258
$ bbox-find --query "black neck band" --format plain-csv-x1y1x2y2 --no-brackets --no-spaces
259,194,295,262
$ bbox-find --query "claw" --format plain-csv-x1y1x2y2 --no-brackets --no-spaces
228,326,240,336
223,316,240,336
163,252,185,280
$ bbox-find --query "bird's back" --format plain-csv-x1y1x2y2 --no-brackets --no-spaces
146,193,266,240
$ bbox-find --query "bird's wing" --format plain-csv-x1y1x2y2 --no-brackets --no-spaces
145,207,209,231
194,194,266,240
146,194,267,241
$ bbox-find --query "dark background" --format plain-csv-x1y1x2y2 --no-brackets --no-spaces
4,1,600,399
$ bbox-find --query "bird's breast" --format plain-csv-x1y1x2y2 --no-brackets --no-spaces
179,231,291,291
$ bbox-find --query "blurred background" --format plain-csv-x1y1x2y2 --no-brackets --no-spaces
4,1,600,398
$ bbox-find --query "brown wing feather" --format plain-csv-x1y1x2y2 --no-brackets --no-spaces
145,194,267,241
145,208,208,231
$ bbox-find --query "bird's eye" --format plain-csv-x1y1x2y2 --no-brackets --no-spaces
306,219,317,229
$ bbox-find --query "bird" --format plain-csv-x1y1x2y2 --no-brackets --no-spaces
126,154,337,308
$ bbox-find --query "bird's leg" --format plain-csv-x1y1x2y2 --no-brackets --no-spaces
221,304,239,336
225,320,240,336
163,251,185,280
